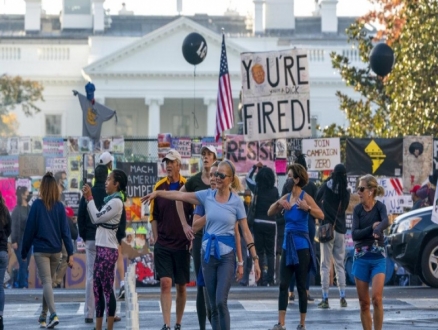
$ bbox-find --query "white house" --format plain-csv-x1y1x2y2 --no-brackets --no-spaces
2,0,363,138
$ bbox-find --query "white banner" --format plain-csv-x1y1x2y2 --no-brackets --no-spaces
301,138,340,171
240,49,311,141
377,177,412,214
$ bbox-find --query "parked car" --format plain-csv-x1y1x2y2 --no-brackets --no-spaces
387,206,438,288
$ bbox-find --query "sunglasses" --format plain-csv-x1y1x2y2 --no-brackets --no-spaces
214,172,230,180
357,186,367,192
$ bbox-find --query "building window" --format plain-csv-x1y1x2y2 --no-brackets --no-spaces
46,115,62,136
64,0,91,15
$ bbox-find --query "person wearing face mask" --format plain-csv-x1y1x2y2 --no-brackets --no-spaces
284,155,318,303
352,174,389,330
315,164,350,309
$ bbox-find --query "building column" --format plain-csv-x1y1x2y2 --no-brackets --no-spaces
146,98,164,137
204,98,217,137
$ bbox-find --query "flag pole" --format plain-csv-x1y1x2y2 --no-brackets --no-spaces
221,27,225,161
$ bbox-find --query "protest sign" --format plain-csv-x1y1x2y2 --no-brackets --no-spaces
376,177,411,214
403,136,432,193
225,134,274,174
302,138,341,171
19,155,45,177
0,178,16,211
43,137,64,157
118,162,158,198
62,191,81,215
0,155,19,176
46,157,68,173
346,138,403,176
172,138,192,158
240,49,311,141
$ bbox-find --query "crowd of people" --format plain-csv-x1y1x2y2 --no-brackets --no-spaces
2,145,432,330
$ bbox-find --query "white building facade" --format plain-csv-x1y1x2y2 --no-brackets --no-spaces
2,0,362,138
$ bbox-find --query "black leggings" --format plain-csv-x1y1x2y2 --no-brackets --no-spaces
193,233,210,329
278,248,310,313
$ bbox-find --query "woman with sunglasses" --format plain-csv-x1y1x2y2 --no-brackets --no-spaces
352,175,389,330
191,160,244,324
175,146,217,330
21,172,74,329
142,160,260,330
267,163,323,330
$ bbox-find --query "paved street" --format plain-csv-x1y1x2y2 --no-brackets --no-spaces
3,286,438,329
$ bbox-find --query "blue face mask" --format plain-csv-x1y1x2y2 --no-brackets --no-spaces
63,179,68,189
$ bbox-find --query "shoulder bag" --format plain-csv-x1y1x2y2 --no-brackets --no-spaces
317,201,340,243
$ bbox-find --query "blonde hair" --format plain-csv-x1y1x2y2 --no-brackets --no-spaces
219,160,243,192
359,174,384,197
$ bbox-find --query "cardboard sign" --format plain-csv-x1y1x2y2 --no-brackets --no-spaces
240,49,311,141
302,138,341,171
118,162,158,198
19,155,45,177
225,134,275,174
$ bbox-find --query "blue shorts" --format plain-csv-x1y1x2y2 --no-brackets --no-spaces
352,256,386,283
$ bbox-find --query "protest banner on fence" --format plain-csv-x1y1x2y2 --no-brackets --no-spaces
346,138,403,176
117,162,158,198
225,134,275,174
0,155,19,176
402,136,433,193
376,177,411,214
302,138,340,171
240,49,311,141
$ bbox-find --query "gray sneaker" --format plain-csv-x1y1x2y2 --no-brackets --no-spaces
340,297,348,307
297,325,306,330
269,323,286,330
318,298,329,309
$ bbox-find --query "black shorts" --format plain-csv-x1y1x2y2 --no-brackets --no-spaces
154,243,191,285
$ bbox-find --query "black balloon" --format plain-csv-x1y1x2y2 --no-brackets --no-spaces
182,32,208,65
370,43,395,77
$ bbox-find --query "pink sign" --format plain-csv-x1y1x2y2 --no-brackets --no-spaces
0,178,16,211
225,135,275,174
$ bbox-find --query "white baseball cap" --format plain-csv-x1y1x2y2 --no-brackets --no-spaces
162,149,182,162
99,151,114,165
200,145,217,158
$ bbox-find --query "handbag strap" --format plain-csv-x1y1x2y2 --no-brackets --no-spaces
253,187,258,206
332,201,342,230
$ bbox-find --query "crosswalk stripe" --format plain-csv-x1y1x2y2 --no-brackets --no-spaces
77,302,85,315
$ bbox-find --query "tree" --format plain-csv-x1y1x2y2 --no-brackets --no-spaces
322,0,435,138
0,75,44,136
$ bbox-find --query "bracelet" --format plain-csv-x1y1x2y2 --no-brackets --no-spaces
252,255,259,261
246,242,255,251
86,195,93,202
237,261,244,266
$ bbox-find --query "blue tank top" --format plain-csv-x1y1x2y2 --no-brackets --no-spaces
283,190,309,250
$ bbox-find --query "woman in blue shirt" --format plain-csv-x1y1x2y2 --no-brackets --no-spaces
267,164,323,330
21,172,74,329
142,160,260,330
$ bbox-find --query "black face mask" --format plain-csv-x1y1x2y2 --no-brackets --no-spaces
26,193,33,203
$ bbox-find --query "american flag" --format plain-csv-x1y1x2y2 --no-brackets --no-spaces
215,34,234,141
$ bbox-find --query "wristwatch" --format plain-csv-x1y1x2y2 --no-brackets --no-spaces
252,255,259,261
